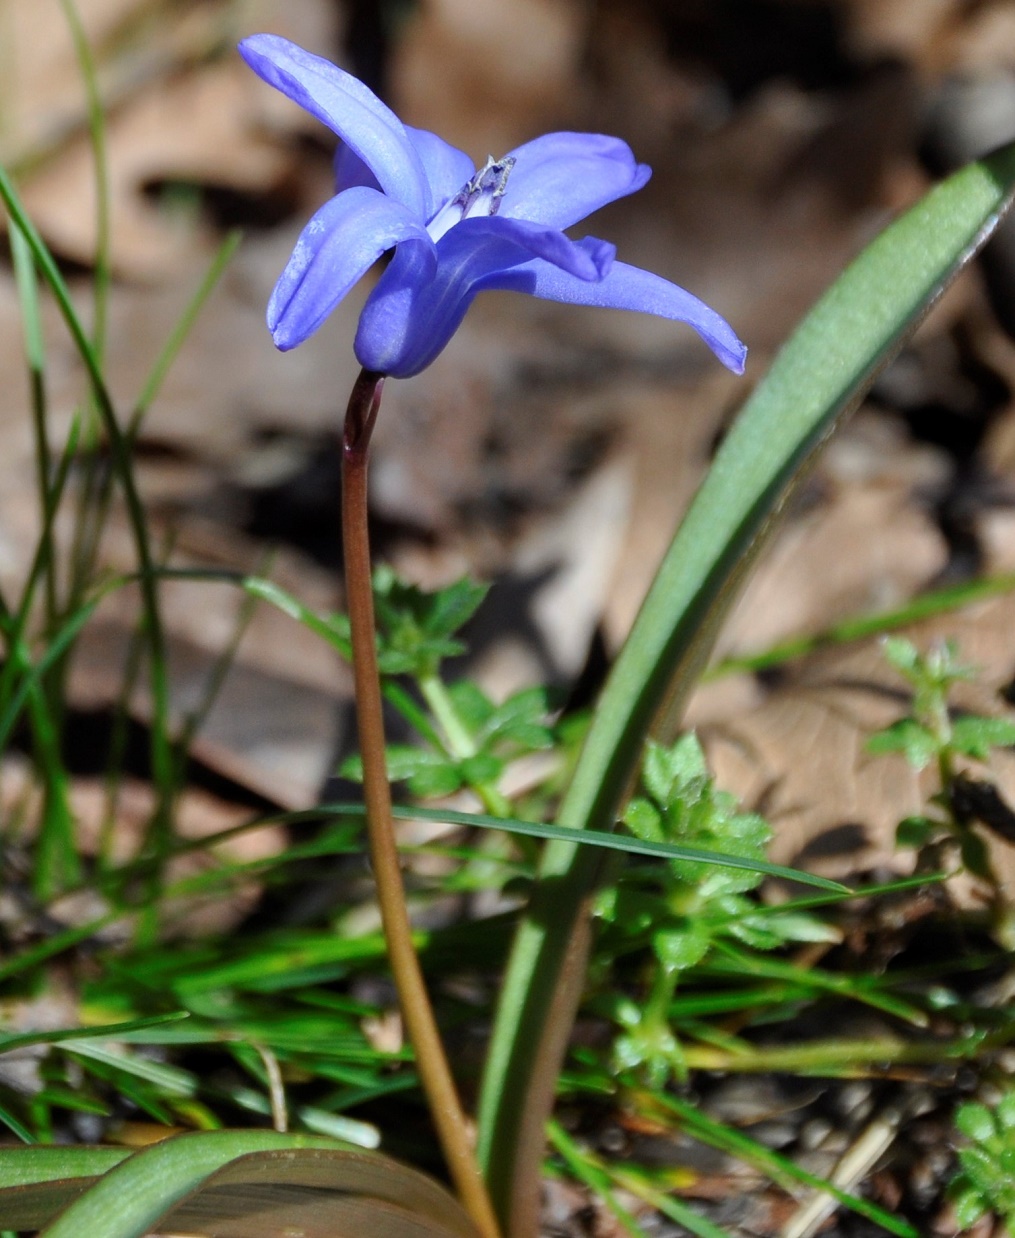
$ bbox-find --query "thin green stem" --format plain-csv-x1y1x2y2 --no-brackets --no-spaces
419,674,476,758
418,673,512,817
341,370,499,1238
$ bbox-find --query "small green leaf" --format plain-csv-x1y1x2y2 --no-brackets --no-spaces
447,681,495,731
653,924,711,970
623,798,664,843
727,919,782,950
950,1184,987,1229
958,1145,997,1190
407,763,464,799
477,687,556,751
959,830,992,881
642,735,707,805
370,569,488,677
895,816,936,848
951,716,1015,760
384,747,451,783
997,1093,1015,1132
956,1103,996,1144
867,719,939,769
881,636,921,677
423,577,489,639
459,753,503,786
487,687,552,726
341,746,460,794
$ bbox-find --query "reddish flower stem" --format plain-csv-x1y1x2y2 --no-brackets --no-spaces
341,369,501,1238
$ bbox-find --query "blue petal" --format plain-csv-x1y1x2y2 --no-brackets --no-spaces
239,34,429,216
334,141,381,194
334,127,474,215
355,219,615,377
405,126,475,212
502,132,652,230
484,256,748,373
268,186,435,351
468,217,616,281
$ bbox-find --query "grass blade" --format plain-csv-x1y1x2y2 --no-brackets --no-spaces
648,1092,919,1238
0,1012,190,1056
157,800,847,892
0,167,176,896
708,570,1015,678
57,0,110,362
132,229,242,426
548,1120,730,1238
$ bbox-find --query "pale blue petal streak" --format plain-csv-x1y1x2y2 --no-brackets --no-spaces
268,186,435,351
485,258,748,373
238,34,429,215
355,221,616,378
502,132,652,229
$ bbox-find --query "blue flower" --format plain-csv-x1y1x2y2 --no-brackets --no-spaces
239,34,746,380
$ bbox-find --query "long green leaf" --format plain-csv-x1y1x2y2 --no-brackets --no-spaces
0,1132,476,1238
0,1012,189,1056
477,140,1015,1234
160,800,846,891
0,1147,130,1225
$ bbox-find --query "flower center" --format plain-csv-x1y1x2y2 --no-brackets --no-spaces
426,155,516,241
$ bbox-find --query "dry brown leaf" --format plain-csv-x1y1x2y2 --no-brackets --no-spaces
0,0,155,165
844,0,1015,76
68,615,345,811
5,0,340,274
391,0,587,157
698,593,1015,901
19,58,289,276
843,0,964,67
718,414,949,658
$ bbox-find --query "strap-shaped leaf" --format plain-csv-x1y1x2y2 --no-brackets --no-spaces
0,1146,131,1228
156,1147,477,1238
477,140,1015,1235
0,1132,477,1238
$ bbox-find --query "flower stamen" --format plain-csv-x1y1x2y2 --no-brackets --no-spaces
427,155,516,240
